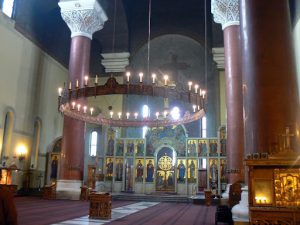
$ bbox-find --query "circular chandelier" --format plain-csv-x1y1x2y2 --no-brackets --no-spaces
57,0,207,127
57,75,206,127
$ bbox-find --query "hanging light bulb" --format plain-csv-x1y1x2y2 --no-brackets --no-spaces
90,107,94,115
95,75,98,85
194,84,199,94
83,106,87,113
84,76,89,86
139,72,143,83
193,105,196,112
164,75,169,86
126,72,131,83
152,73,156,84
188,81,193,91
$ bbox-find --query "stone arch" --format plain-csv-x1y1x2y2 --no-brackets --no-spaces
45,137,62,185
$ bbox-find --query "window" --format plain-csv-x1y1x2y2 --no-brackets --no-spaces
142,105,150,118
201,116,207,138
2,0,15,18
170,106,180,120
90,131,98,157
201,158,207,169
1,110,14,161
142,105,150,138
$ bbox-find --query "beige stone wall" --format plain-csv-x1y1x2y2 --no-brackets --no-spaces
0,12,67,175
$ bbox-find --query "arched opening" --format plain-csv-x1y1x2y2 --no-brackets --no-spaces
1,110,15,165
45,137,61,185
30,118,41,169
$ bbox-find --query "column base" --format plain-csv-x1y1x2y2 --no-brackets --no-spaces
232,186,250,224
56,179,82,200
234,221,249,225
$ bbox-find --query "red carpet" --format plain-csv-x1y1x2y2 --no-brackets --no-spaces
15,197,217,225
15,197,133,225
107,202,217,225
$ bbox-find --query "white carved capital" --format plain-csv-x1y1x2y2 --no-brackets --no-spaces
58,0,108,39
211,0,239,30
101,52,130,73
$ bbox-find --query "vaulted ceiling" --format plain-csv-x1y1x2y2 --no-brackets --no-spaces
13,0,223,75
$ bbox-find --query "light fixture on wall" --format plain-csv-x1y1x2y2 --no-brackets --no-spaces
16,144,27,162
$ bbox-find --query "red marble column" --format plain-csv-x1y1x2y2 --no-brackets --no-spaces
224,25,244,183
59,36,91,180
240,0,300,155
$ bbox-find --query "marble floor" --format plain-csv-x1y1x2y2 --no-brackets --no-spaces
51,202,160,225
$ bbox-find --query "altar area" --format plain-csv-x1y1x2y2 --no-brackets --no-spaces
78,125,228,196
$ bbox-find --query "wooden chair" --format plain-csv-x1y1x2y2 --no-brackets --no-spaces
204,189,213,206
80,186,90,201
215,181,242,225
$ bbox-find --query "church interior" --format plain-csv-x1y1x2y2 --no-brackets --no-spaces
1,0,300,224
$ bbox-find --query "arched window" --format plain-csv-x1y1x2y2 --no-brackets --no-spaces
142,105,150,138
142,105,150,118
1,110,14,161
1,0,15,18
201,116,207,138
90,131,98,157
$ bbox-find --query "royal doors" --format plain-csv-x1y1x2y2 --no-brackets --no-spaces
156,147,176,192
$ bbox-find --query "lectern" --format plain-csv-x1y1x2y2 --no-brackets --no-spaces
89,192,112,219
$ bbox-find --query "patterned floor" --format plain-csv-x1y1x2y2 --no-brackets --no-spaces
52,202,160,225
